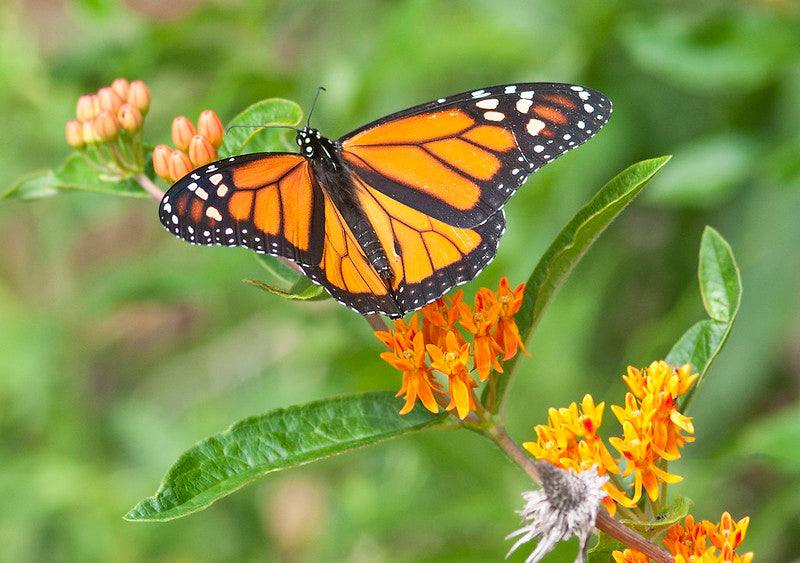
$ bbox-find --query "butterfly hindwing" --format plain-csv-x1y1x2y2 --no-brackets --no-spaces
340,83,610,228
298,177,506,317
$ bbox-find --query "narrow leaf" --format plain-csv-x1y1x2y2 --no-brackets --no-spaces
243,276,327,301
494,157,671,407
247,254,329,301
698,226,741,322
126,391,445,521
666,227,741,410
3,169,61,199
4,153,150,199
220,98,303,158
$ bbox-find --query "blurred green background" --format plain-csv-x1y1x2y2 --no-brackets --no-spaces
2,0,799,561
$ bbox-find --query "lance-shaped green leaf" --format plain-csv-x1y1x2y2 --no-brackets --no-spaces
492,157,671,409
125,391,446,522
666,226,741,410
4,153,151,199
220,98,303,158
245,254,329,302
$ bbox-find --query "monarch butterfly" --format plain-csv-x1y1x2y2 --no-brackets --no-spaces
159,83,611,318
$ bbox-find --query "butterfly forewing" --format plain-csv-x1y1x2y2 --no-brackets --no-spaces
159,153,324,266
340,83,610,228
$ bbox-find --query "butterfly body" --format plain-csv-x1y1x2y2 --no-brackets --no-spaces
160,83,611,318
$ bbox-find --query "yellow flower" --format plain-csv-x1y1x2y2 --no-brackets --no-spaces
523,394,629,514
427,331,477,419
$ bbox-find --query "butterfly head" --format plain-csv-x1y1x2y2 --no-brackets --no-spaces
296,126,338,169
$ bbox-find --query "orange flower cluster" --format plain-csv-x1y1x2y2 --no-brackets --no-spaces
523,361,698,515
375,278,528,419
614,512,753,562
153,110,225,184
65,78,151,179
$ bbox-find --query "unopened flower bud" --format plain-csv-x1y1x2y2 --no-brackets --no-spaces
94,109,120,142
188,134,216,167
171,116,196,152
128,80,151,115
153,144,173,182
167,149,193,183
65,119,84,149
111,78,130,101
82,119,98,144
97,86,123,113
197,110,224,149
117,103,143,133
76,94,97,122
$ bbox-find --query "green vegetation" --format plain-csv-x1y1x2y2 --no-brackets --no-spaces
1,1,799,561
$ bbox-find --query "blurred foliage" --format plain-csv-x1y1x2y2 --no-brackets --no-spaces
1,0,799,561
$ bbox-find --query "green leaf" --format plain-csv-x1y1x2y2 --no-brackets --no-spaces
245,254,329,302
4,153,149,199
494,157,671,408
243,276,327,301
666,227,741,410
125,391,445,521
220,98,303,158
3,170,61,199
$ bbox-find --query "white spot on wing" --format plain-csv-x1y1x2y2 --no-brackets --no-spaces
520,91,534,99
526,118,546,136
516,99,533,114
195,187,209,201
476,98,499,110
216,184,229,197
209,173,223,185
584,103,594,113
504,85,517,93
206,207,223,221
484,111,505,122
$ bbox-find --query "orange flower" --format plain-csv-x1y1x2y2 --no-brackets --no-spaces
703,512,749,551
458,291,502,380
611,548,650,563
379,328,441,415
427,331,477,419
491,277,528,360
419,291,464,348
664,513,753,563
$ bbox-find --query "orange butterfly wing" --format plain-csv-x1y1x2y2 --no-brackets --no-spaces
160,153,324,266
340,83,610,228
300,175,505,316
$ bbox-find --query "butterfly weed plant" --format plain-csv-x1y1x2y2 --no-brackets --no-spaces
6,78,752,562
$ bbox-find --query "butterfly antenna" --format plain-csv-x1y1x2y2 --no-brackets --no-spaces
307,86,326,127
224,123,300,135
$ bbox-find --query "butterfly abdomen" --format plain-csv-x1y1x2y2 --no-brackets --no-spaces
304,131,395,282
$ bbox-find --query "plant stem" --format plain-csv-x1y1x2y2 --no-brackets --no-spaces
486,423,673,563
136,174,165,202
